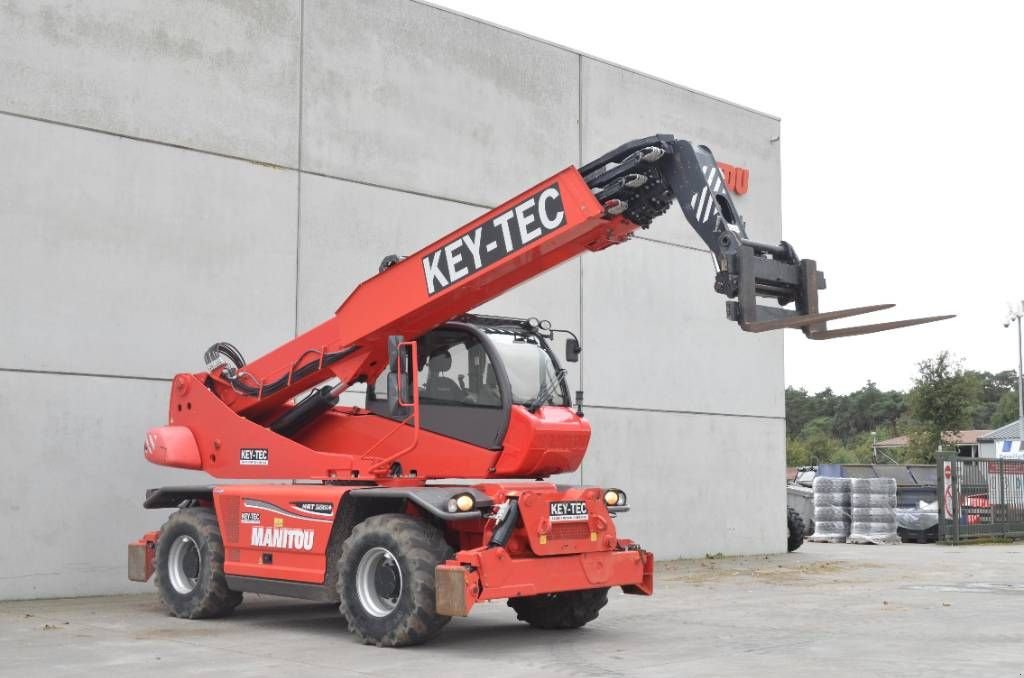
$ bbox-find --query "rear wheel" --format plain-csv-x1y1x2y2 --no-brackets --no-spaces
787,507,806,552
337,514,453,647
154,507,242,619
507,587,609,629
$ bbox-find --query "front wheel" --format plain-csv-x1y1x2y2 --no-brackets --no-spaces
154,507,242,619
508,587,609,629
337,514,454,647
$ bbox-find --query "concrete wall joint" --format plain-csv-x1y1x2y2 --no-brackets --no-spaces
586,403,785,421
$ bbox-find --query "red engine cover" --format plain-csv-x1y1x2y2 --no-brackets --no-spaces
144,425,202,469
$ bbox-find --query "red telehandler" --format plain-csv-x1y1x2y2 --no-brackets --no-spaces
129,135,950,646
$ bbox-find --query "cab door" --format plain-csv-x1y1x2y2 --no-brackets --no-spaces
366,325,510,450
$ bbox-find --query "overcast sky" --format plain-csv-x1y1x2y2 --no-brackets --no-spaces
430,0,1024,395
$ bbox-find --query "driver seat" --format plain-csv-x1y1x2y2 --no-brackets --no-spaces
425,351,461,401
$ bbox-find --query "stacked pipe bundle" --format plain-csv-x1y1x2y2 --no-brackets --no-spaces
848,477,901,544
809,477,851,542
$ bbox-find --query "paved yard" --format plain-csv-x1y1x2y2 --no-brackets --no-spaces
2,542,1022,677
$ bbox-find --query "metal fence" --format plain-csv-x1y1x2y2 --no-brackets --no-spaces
938,454,1024,542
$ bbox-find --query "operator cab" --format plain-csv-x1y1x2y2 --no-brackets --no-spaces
366,315,573,449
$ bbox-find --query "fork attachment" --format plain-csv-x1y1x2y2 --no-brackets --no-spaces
580,135,953,340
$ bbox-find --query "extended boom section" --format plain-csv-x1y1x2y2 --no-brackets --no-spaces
580,135,953,339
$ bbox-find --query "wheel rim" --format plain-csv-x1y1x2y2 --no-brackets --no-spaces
355,546,403,617
167,535,201,595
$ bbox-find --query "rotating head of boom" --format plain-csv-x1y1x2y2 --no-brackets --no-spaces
580,135,953,339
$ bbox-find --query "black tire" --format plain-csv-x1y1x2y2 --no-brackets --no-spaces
898,526,938,544
154,507,242,619
507,587,609,629
787,507,805,552
379,254,401,273
337,514,453,647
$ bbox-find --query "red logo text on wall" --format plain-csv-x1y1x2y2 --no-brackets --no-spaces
717,162,749,195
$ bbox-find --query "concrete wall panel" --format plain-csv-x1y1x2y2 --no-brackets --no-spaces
0,371,201,600
0,115,298,379
581,407,786,559
580,240,784,417
302,0,580,207
581,59,781,250
0,0,301,166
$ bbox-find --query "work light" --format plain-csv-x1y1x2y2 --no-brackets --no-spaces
603,489,626,507
447,493,476,513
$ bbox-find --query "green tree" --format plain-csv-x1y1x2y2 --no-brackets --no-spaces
785,437,814,467
787,416,841,465
962,369,1017,429
991,388,1020,429
785,387,839,438
873,390,906,437
906,351,971,462
783,354,1013,465
785,387,812,439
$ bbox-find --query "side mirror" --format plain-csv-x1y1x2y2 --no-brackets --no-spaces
565,337,581,363
387,335,404,373
387,371,401,415
386,335,415,414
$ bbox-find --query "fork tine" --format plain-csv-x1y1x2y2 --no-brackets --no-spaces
740,304,895,333
806,315,956,340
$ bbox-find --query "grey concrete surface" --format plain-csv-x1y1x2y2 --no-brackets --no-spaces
0,0,785,599
0,371,197,600
3,543,1022,677
583,407,786,558
301,0,581,206
0,0,302,166
0,114,299,379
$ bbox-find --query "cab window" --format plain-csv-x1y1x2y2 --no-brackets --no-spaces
486,332,568,407
417,331,502,408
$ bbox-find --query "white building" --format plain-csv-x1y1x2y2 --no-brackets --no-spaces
978,420,1024,457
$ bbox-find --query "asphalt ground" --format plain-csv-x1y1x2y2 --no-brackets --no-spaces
3,541,1022,677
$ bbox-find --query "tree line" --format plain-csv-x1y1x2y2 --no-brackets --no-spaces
786,351,1019,466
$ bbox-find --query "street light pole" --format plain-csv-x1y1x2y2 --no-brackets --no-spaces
1004,302,1024,442
1018,310,1023,441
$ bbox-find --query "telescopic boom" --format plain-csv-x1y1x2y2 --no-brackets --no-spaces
202,134,952,418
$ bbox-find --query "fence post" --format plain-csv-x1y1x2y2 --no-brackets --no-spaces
938,455,946,542
1000,458,1007,539
952,457,960,544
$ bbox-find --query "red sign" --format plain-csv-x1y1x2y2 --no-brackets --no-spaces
942,460,953,518
717,162,749,196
